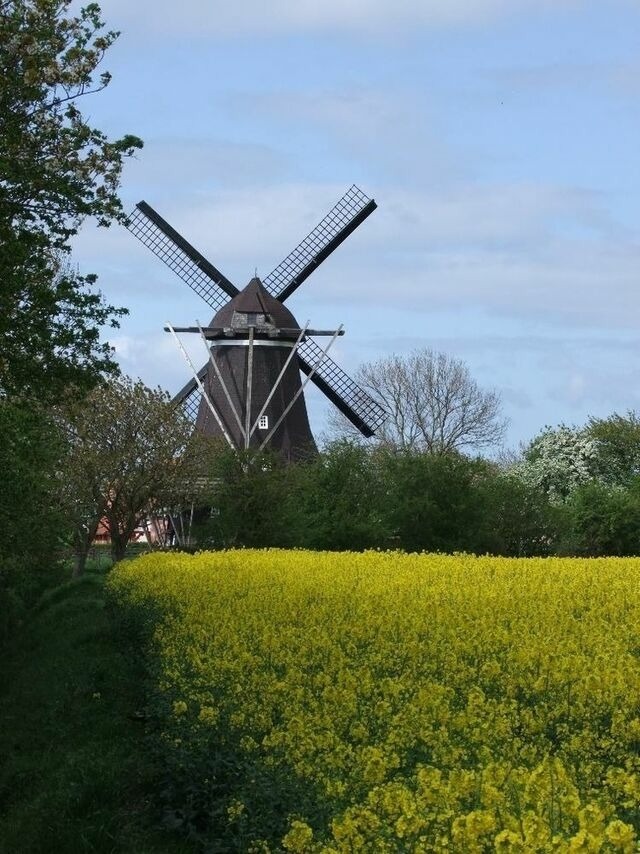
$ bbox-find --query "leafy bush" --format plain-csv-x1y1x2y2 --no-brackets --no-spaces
0,401,67,642
558,481,640,557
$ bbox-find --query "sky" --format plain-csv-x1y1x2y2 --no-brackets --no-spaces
72,0,640,451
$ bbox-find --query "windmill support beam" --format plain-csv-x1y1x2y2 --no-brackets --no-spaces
167,510,182,547
197,320,246,444
248,321,310,440
244,326,254,450
259,324,344,452
166,323,237,450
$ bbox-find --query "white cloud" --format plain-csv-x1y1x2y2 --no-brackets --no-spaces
105,0,584,37
75,171,638,336
226,88,458,188
109,328,209,392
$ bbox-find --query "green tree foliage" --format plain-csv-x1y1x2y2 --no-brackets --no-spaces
0,0,142,399
509,415,640,555
0,401,66,640
587,411,640,487
193,447,304,550
558,480,640,557
297,441,389,550
477,472,558,557
0,1,142,618
193,444,557,556
379,450,488,553
58,377,201,569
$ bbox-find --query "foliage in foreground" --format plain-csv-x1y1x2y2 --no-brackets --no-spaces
108,550,640,852
0,571,189,853
0,400,67,642
0,0,142,399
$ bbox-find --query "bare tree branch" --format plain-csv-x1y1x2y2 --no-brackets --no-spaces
327,348,507,455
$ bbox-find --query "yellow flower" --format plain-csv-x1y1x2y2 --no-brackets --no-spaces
227,800,245,822
198,705,218,725
605,819,636,852
172,700,188,716
282,820,314,852
107,549,640,851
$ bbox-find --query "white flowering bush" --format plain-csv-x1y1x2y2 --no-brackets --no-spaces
512,426,601,503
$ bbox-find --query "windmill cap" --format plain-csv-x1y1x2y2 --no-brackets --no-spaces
212,276,300,331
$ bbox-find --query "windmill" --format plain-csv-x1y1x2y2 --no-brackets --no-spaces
126,185,387,460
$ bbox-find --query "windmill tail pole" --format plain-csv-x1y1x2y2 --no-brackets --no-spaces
259,324,344,452
166,322,237,451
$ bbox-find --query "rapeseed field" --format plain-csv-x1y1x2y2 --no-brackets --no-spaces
108,551,640,852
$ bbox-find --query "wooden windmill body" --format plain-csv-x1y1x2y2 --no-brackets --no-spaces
193,277,319,460
127,186,387,458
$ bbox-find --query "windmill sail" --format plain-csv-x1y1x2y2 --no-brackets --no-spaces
127,201,238,311
263,185,376,302
127,187,387,443
297,338,387,438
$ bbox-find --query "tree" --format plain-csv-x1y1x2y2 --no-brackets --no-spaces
0,400,66,640
296,441,389,550
193,446,306,550
58,377,202,572
328,349,506,454
379,449,489,552
512,425,600,503
0,0,142,400
587,411,640,488
558,480,640,557
477,471,558,557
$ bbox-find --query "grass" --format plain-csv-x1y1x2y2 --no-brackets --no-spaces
0,568,192,854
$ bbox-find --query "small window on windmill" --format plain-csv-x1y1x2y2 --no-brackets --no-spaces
258,415,269,430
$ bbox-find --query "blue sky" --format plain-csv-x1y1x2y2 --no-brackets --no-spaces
72,0,640,450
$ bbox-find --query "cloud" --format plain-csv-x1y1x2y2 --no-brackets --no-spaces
109,329,209,393
106,0,584,37
481,59,640,102
75,171,638,335
226,88,458,188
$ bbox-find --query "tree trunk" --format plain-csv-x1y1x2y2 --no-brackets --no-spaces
72,548,88,578
109,514,139,563
72,516,101,578
110,532,128,563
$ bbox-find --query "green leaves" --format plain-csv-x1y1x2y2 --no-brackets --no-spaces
58,376,204,565
0,0,143,400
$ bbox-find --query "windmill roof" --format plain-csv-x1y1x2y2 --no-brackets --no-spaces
212,276,299,331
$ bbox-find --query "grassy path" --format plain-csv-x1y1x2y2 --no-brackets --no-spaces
0,572,190,854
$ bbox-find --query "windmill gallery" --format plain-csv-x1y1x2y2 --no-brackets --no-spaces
126,186,388,459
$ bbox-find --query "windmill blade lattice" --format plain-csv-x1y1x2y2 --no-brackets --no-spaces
127,202,239,312
297,337,387,438
181,385,202,422
173,362,208,420
263,185,376,302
